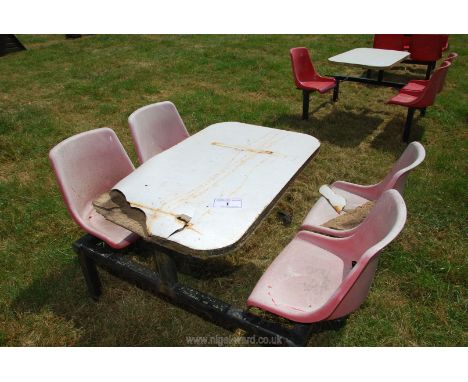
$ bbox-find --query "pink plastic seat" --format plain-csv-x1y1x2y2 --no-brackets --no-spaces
129,101,190,164
248,190,407,323
290,47,337,120
301,142,425,237
49,128,139,249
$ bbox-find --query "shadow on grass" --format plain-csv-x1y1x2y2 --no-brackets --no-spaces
372,115,426,153
271,109,384,148
10,246,345,346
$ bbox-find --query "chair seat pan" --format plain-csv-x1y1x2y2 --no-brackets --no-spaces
299,78,336,93
247,231,347,323
301,185,371,228
85,203,138,249
388,92,419,106
401,81,426,94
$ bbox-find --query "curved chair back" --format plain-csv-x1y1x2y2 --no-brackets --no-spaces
440,35,449,51
408,34,444,62
129,101,190,164
436,60,452,93
374,142,426,195
408,61,451,108
49,128,136,248
290,47,318,88
373,34,405,51
445,52,458,63
326,190,407,320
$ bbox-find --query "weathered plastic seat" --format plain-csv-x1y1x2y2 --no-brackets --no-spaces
373,34,405,51
248,190,407,323
290,47,336,120
129,101,190,163
301,142,425,237
49,128,138,249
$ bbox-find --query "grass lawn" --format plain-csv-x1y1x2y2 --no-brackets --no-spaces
0,35,466,346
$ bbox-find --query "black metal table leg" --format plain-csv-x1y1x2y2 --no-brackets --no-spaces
154,250,178,287
302,90,310,120
333,80,340,102
378,70,384,82
425,61,435,80
403,108,416,142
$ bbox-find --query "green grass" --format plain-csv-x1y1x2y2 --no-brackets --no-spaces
0,35,466,346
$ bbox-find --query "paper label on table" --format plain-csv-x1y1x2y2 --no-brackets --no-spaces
213,198,242,208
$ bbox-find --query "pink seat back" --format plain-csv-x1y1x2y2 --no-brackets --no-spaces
373,142,426,195
326,190,407,319
290,47,319,88
408,34,444,61
373,34,405,51
49,128,135,245
129,101,190,164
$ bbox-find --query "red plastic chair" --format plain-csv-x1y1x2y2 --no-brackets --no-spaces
400,58,453,95
408,35,444,79
301,142,425,237
290,47,337,120
49,128,139,249
440,35,449,52
388,61,451,141
247,190,407,324
373,34,405,51
129,101,190,164
403,35,412,50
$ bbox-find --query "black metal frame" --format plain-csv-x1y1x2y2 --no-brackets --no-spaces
74,234,347,346
301,87,340,120
402,107,426,143
402,59,436,80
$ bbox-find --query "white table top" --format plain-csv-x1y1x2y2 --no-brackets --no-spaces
110,122,320,255
328,48,410,70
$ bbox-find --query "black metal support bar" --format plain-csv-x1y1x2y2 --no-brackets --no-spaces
302,90,310,120
421,108,426,117
366,69,372,79
333,80,340,102
403,108,416,142
72,235,347,346
331,75,405,89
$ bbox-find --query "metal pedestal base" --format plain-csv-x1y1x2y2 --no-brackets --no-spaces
73,234,347,346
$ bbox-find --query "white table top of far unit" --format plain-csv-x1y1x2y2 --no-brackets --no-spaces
328,48,410,70
111,122,320,255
